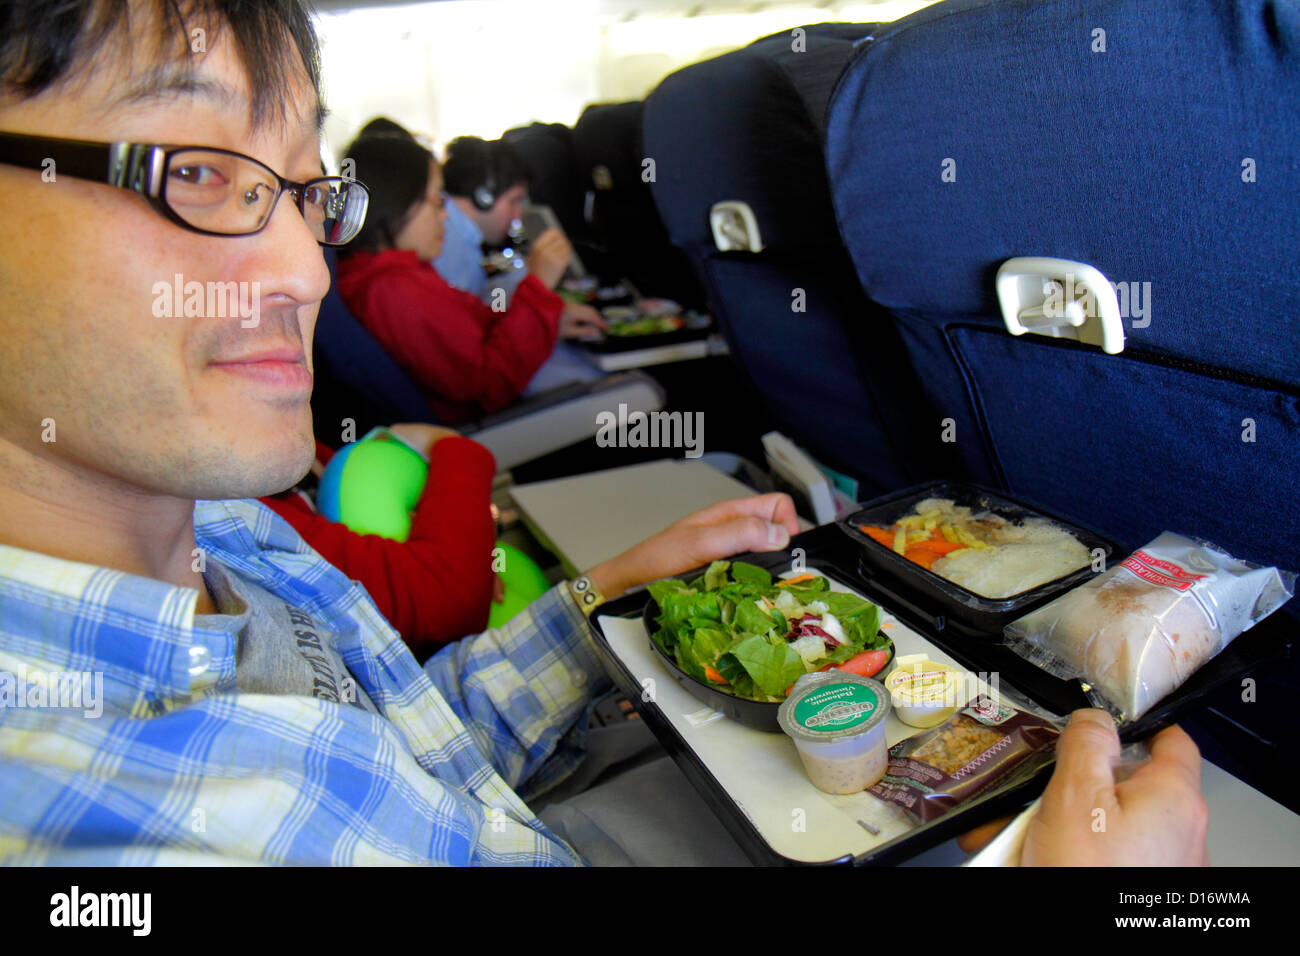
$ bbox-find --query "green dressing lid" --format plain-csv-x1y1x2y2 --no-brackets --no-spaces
778,672,890,741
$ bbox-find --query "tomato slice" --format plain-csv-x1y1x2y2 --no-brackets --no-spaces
832,649,891,679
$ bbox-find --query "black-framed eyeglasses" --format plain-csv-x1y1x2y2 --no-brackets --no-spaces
0,130,370,246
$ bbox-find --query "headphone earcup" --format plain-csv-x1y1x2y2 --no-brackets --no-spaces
473,184,495,211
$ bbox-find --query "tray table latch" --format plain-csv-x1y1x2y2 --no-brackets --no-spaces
710,200,764,253
996,256,1125,354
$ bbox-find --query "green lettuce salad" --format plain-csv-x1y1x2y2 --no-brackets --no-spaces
647,560,891,703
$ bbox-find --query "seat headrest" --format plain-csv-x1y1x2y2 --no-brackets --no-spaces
644,23,874,256
825,0,1300,383
572,101,645,184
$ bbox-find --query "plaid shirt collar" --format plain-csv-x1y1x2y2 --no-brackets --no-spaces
0,499,384,714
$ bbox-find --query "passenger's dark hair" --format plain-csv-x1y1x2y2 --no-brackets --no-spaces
341,133,435,255
442,136,532,200
0,0,321,130
356,116,415,142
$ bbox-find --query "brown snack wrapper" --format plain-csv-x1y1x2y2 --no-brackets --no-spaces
869,696,1060,823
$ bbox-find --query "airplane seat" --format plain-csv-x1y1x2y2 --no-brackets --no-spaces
312,247,437,445
571,100,708,309
824,0,1300,805
643,23,959,498
823,0,1300,577
501,121,604,273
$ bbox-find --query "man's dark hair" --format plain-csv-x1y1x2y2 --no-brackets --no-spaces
356,116,414,142
0,0,321,130
442,136,531,202
340,132,434,256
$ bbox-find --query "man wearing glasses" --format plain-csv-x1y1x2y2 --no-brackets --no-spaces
0,0,1209,866
0,0,807,865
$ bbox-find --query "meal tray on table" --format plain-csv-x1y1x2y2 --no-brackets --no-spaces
577,323,710,354
583,523,1296,866
577,309,714,355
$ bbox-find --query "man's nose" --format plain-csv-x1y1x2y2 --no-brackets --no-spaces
247,191,331,306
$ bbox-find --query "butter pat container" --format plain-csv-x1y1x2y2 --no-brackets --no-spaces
886,653,966,728
777,672,891,794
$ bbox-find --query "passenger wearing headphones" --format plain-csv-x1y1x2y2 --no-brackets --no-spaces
438,136,606,392
436,136,525,300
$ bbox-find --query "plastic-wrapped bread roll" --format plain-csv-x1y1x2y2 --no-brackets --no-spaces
1004,533,1295,721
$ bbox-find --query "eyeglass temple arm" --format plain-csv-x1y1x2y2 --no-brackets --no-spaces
0,132,160,195
0,132,112,183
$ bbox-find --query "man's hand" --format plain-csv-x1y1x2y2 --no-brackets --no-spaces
559,301,606,340
525,228,572,289
1015,709,1209,866
585,494,801,601
386,423,460,456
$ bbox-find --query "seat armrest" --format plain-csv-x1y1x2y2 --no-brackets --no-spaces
462,371,665,471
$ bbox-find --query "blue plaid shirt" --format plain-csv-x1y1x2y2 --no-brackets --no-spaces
0,499,606,865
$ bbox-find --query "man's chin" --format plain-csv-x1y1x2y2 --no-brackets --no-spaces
183,411,316,501
181,448,311,501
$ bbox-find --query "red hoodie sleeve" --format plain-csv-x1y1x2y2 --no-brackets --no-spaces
261,436,498,657
354,262,563,419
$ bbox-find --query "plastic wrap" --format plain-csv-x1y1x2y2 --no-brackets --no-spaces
1004,532,1296,722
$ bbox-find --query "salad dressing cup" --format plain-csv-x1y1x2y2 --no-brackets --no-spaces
778,673,891,794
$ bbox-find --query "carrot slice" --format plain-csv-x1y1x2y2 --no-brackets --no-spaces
904,547,940,569
778,573,818,587
909,539,966,556
703,665,728,684
859,525,894,547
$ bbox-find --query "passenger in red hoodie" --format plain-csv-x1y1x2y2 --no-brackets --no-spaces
336,133,595,424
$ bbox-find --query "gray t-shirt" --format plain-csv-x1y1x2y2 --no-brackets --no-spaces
196,562,379,715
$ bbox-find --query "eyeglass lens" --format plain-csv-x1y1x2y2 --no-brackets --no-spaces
163,149,367,245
